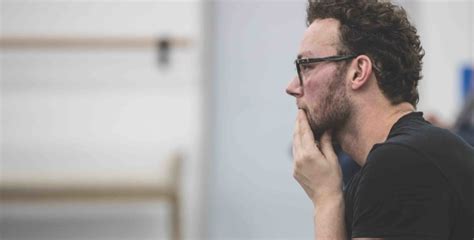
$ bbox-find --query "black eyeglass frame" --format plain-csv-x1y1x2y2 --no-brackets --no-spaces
294,55,356,86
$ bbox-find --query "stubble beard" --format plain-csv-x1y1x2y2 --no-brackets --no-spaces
306,65,352,141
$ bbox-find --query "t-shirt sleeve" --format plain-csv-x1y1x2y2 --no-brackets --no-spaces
351,143,455,239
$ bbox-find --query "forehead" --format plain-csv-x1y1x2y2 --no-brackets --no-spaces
299,18,341,57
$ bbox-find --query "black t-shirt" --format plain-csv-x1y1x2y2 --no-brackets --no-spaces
344,112,474,239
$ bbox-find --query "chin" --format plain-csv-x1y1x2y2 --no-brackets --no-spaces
308,121,325,140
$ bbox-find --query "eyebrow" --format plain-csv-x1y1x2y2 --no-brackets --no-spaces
297,51,316,59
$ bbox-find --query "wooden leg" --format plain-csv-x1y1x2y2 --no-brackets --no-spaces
171,195,180,240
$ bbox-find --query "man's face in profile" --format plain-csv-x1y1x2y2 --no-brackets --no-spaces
286,18,352,140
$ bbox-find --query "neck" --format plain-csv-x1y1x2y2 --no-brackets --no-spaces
337,102,415,166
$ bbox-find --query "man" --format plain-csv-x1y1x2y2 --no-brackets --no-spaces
286,0,474,239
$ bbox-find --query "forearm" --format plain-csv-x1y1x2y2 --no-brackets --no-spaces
313,193,347,240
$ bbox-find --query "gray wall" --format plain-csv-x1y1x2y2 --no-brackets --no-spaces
206,2,313,239
415,0,474,122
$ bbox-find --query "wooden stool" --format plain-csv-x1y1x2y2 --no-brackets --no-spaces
0,152,182,240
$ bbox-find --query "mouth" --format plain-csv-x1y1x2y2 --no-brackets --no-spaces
297,104,308,113
296,99,307,111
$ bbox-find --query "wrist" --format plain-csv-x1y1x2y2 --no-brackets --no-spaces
312,191,344,209
312,192,346,240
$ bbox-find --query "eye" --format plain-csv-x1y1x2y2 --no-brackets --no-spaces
300,63,315,71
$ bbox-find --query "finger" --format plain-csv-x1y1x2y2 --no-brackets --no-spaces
296,110,323,159
297,110,316,144
320,130,337,160
293,115,301,150
292,116,306,162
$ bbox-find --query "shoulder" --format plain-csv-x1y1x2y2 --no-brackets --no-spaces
365,143,430,175
348,144,458,239
386,121,473,156
358,143,447,193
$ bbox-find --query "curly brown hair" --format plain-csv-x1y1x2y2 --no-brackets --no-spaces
307,0,424,107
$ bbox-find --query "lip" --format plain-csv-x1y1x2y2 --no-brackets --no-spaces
297,106,308,114
296,101,306,110
296,100,303,109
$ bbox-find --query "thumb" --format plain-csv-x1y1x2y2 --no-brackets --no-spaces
320,130,337,160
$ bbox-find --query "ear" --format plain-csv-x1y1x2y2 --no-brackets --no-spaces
348,55,373,90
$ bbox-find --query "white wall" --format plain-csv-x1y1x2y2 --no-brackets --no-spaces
1,1,206,240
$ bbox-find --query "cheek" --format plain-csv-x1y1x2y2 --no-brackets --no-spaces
303,75,329,103
305,66,336,92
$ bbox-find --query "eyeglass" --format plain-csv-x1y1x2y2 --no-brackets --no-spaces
294,55,356,86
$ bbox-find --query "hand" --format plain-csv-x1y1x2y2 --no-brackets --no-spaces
292,110,343,206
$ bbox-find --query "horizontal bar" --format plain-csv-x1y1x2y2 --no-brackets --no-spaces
0,186,176,202
0,36,192,49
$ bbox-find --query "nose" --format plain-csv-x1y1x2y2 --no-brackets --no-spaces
286,76,303,97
